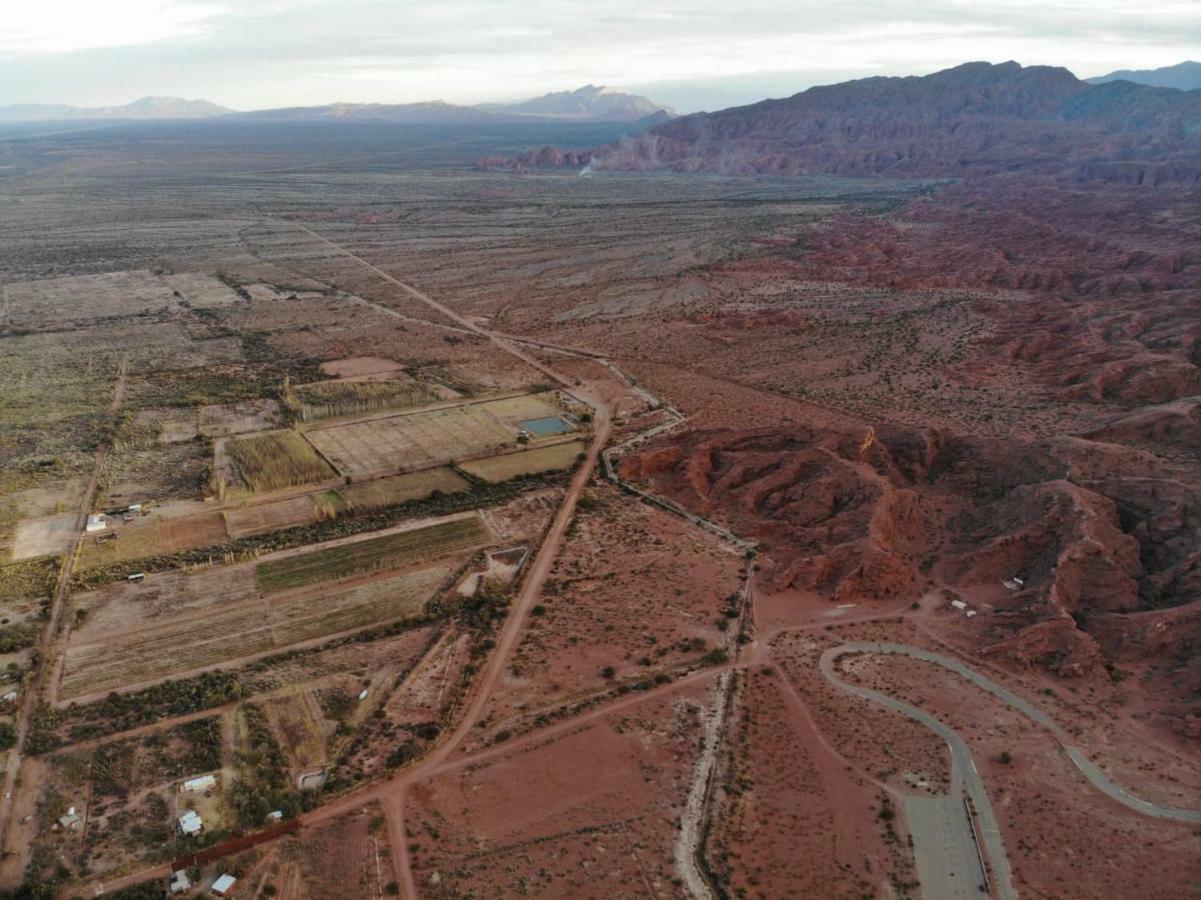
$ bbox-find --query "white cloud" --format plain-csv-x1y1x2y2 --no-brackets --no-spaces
1,0,226,54
0,0,1198,108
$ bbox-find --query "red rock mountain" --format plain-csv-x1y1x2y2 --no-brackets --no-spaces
516,62,1201,180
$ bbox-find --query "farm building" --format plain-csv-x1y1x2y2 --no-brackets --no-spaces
212,873,237,896
170,870,192,894
177,810,204,836
950,599,968,611
85,514,107,533
181,774,217,793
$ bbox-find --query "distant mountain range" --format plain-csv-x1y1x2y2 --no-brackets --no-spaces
478,85,674,121
0,85,673,126
241,86,673,125
0,96,231,122
1087,61,1201,91
516,61,1201,184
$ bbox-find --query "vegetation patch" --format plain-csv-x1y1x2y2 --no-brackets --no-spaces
224,430,336,494
256,516,488,593
459,441,585,483
283,376,438,423
338,467,470,512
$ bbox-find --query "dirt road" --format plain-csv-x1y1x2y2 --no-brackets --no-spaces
0,363,126,881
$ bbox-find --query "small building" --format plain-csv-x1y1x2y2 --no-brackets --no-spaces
127,503,143,515
128,572,146,583
181,774,216,793
266,810,283,823
85,514,107,533
211,874,237,896
177,810,204,836
170,870,192,894
966,610,978,618
57,807,80,831
358,688,369,702
950,599,968,611
1,691,17,704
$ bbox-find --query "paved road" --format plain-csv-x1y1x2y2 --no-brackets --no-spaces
830,642,1201,824
820,645,1014,900
822,642,1201,900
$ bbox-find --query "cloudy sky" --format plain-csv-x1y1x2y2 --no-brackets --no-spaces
2,0,1198,112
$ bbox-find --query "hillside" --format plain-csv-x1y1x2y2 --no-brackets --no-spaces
0,96,231,122
478,84,673,121
1088,61,1201,91
236,100,513,124
575,61,1201,179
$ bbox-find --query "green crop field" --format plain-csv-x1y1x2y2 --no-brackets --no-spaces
256,515,488,593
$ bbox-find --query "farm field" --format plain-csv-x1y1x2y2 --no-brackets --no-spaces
223,430,338,494
256,514,489,593
337,467,470,511
76,511,229,570
60,563,452,699
302,392,569,477
459,439,585,483
223,494,326,539
284,374,438,423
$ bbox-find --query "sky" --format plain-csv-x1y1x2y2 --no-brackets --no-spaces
1,0,1199,112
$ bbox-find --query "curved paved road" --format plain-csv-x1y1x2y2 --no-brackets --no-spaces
821,645,1016,900
821,642,1201,900
826,643,1201,824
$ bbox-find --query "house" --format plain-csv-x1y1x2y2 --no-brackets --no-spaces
966,610,978,618
85,514,107,533
1,691,17,704
266,809,283,823
358,688,369,701
177,810,204,836
950,599,968,611
211,874,237,896
128,572,146,583
170,870,192,894
181,774,216,793
56,807,80,830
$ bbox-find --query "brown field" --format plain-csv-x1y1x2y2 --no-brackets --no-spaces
262,690,334,771
198,398,282,437
302,393,564,478
61,563,452,699
319,356,405,378
477,481,740,748
243,804,398,899
223,494,324,539
705,665,915,898
223,430,338,494
76,511,229,570
337,467,470,512
407,680,718,898
459,439,584,483
1,270,185,326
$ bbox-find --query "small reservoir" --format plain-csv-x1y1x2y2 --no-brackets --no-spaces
520,415,574,437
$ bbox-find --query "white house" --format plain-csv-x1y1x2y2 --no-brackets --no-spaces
181,774,217,793
177,810,203,836
950,599,968,611
170,870,191,894
85,514,107,533
212,873,237,896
